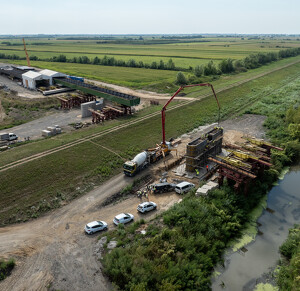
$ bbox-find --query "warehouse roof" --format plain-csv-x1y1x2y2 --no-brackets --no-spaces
16,65,35,71
39,69,66,77
22,71,43,80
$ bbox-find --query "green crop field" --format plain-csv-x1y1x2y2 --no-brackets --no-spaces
1,35,300,92
1,36,299,62
1,59,300,225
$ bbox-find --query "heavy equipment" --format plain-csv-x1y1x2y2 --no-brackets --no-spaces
22,38,31,67
123,144,170,176
123,83,220,177
161,83,220,147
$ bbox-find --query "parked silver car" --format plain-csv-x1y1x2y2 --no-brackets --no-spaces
84,221,108,234
137,201,157,213
113,213,134,225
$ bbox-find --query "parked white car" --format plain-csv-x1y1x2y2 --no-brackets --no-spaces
137,201,157,213
84,221,108,234
113,213,134,225
175,182,195,194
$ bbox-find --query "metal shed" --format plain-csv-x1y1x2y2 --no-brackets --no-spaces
22,71,43,89
39,69,66,85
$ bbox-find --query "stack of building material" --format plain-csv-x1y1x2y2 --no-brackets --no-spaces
42,125,61,137
195,181,218,196
42,130,52,137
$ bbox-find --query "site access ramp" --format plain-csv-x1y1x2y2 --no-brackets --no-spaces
54,77,140,107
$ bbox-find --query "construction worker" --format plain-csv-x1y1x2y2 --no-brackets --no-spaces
137,191,142,198
195,169,199,176
206,165,209,173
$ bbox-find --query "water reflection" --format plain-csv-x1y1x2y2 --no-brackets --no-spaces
212,166,300,291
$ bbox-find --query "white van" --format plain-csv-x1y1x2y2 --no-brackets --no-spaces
175,182,195,194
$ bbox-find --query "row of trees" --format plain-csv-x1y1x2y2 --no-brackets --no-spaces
176,47,300,85
1,47,300,79
0,52,178,71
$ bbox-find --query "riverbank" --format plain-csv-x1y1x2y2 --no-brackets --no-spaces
212,165,300,290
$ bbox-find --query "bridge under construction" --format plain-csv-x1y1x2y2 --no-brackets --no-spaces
54,77,140,107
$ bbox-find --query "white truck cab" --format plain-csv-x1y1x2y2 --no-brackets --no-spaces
0,133,18,142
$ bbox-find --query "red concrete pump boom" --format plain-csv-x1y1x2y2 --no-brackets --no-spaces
161,83,220,145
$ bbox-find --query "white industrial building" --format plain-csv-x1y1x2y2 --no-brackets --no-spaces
21,69,66,90
22,71,43,89
39,69,66,85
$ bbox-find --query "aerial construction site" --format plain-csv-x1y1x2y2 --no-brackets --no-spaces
0,27,299,291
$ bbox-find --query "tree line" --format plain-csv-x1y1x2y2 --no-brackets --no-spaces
0,47,300,79
0,53,178,71
175,47,300,85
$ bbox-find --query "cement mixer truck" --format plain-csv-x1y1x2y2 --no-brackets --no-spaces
123,144,170,176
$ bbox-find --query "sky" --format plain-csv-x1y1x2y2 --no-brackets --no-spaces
0,0,299,35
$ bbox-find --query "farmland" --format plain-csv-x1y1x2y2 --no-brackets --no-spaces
1,35,300,91
1,59,300,225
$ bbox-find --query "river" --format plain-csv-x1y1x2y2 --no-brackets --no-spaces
212,165,300,291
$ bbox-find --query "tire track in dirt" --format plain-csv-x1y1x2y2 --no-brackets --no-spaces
0,59,299,173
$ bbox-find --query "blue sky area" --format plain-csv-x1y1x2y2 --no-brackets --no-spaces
0,0,299,34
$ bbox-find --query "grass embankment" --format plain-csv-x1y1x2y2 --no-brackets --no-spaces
0,91,59,130
276,225,300,291
1,55,300,168
0,61,300,225
100,68,300,290
0,259,15,281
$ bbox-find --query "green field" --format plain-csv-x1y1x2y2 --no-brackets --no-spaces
1,35,300,91
1,60,300,225
1,55,300,168
1,37,299,63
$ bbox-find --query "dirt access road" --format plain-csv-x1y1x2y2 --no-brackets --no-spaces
0,115,266,291
0,170,182,291
87,78,194,101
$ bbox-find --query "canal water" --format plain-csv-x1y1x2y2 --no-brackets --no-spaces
212,165,300,291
